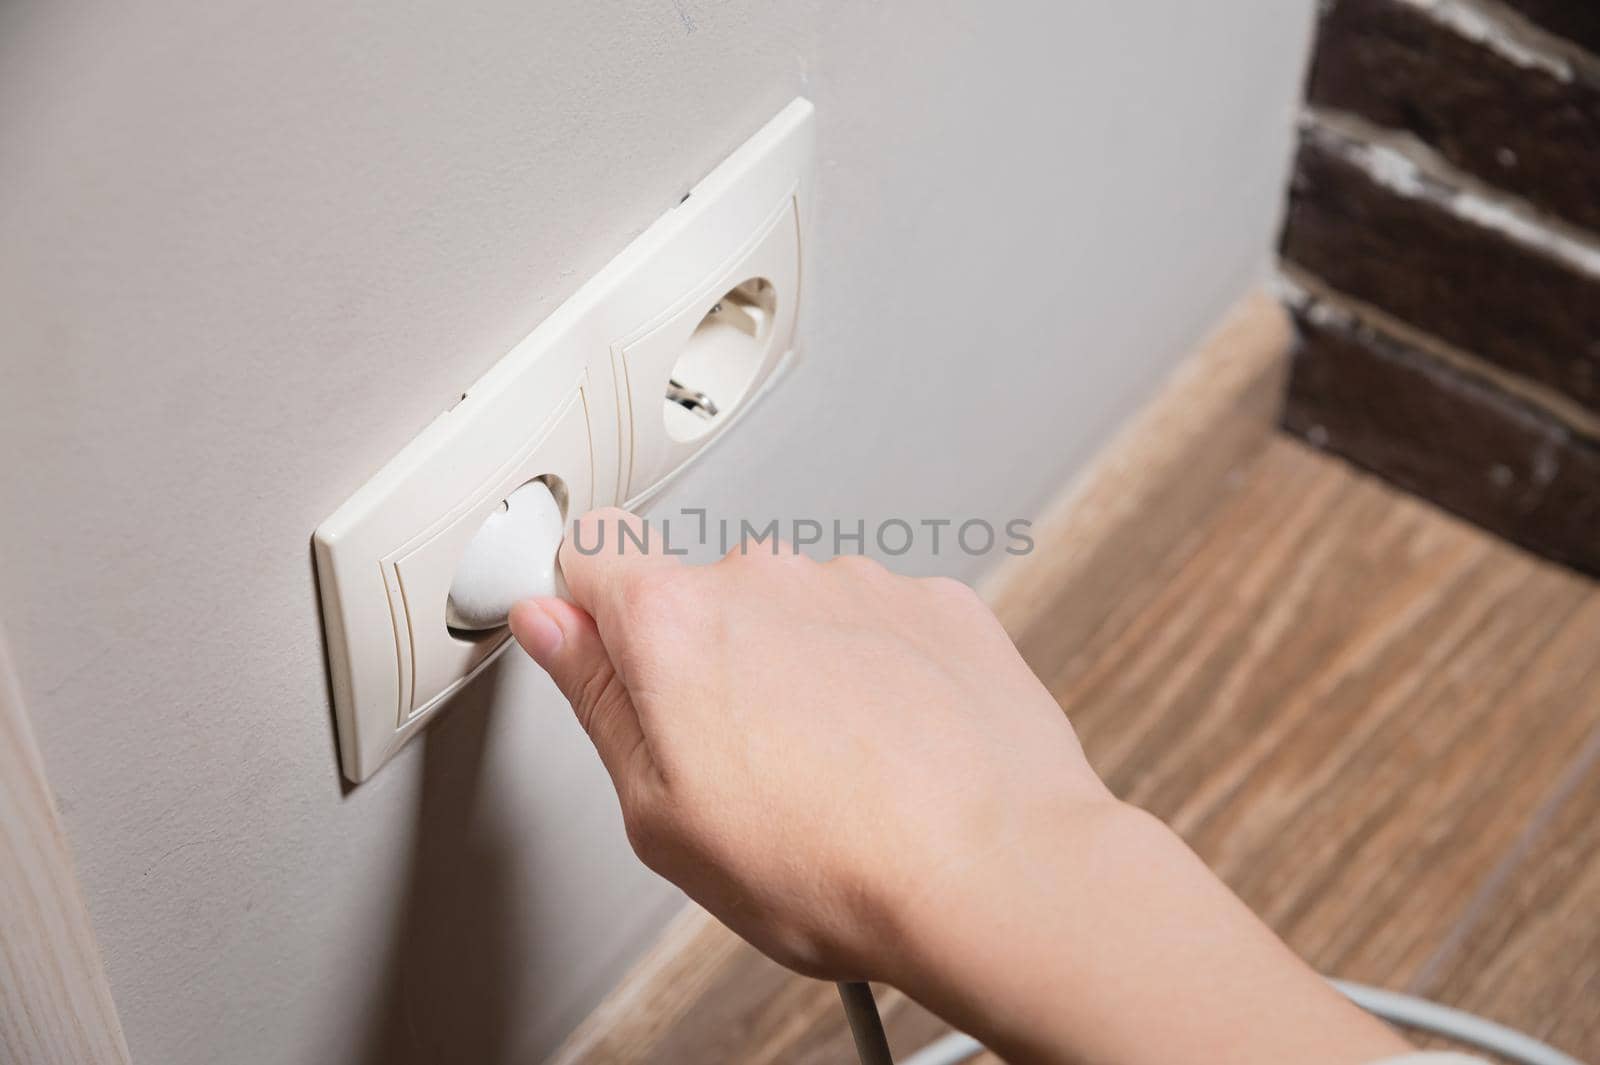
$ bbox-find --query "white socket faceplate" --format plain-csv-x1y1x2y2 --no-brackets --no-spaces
315,98,814,781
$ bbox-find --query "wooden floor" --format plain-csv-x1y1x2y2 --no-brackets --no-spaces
550,337,1600,1063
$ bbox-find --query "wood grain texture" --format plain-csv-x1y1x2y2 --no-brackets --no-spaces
545,292,1600,1063
0,634,131,1065
1281,127,1600,418
1058,441,1600,1017
1413,711,1600,1056
1282,291,1600,576
1496,0,1600,60
1307,0,1600,234
981,287,1290,649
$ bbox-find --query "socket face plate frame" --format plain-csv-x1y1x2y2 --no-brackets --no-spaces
314,99,814,781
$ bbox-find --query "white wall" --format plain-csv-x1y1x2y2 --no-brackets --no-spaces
0,2,1314,1062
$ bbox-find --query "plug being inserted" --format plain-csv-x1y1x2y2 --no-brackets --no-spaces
445,478,567,634
314,97,813,781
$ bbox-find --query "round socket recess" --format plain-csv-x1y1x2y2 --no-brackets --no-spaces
664,278,777,443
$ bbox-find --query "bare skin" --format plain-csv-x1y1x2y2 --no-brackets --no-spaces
509,508,1412,1065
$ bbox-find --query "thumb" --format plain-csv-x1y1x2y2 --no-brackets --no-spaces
510,597,649,792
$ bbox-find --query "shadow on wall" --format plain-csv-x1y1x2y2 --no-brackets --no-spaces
355,661,525,1065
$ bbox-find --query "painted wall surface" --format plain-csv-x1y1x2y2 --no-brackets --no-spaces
0,2,1314,1062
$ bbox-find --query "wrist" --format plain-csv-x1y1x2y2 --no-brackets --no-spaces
874,797,1406,1065
875,790,1150,990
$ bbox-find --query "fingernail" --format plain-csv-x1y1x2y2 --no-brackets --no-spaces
510,600,565,662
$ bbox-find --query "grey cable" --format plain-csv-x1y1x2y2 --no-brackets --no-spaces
897,1031,983,1065
860,979,1584,1065
838,981,896,1065
1331,980,1583,1065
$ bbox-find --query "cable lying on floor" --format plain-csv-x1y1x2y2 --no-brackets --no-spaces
1330,981,1582,1065
842,979,1584,1065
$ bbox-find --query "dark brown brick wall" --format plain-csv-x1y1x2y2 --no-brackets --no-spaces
1284,302,1600,576
1499,0,1600,58
1279,0,1600,575
1281,133,1600,416
1307,0,1600,233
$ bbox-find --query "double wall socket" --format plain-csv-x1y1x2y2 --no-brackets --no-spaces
315,99,815,781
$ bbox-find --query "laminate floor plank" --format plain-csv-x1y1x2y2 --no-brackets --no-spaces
549,435,1600,1064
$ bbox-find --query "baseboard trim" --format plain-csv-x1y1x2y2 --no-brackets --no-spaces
982,287,1290,673
0,631,132,1065
545,905,733,1065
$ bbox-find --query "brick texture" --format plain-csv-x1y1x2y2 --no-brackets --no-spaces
1499,0,1600,58
1280,133,1600,416
1283,302,1600,576
1307,0,1600,233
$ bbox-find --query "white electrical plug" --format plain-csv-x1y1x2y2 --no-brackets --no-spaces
445,479,566,631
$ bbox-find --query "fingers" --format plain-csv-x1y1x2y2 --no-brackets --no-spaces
558,508,683,638
509,597,650,794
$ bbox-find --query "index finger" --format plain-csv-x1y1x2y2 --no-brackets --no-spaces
558,506,683,639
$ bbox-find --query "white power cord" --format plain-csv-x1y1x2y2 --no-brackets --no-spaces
852,980,1585,1065
897,1030,982,1065
1331,980,1583,1065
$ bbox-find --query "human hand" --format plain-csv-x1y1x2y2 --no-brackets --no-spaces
508,507,1114,981
512,509,1409,1065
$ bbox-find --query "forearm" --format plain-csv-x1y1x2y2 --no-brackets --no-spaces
883,800,1410,1065
520,531,1412,1061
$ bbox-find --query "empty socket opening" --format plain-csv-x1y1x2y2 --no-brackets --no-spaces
663,278,776,444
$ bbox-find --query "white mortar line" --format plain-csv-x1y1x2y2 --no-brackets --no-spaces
1301,114,1600,280
1391,0,1574,81
1274,268,1600,440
